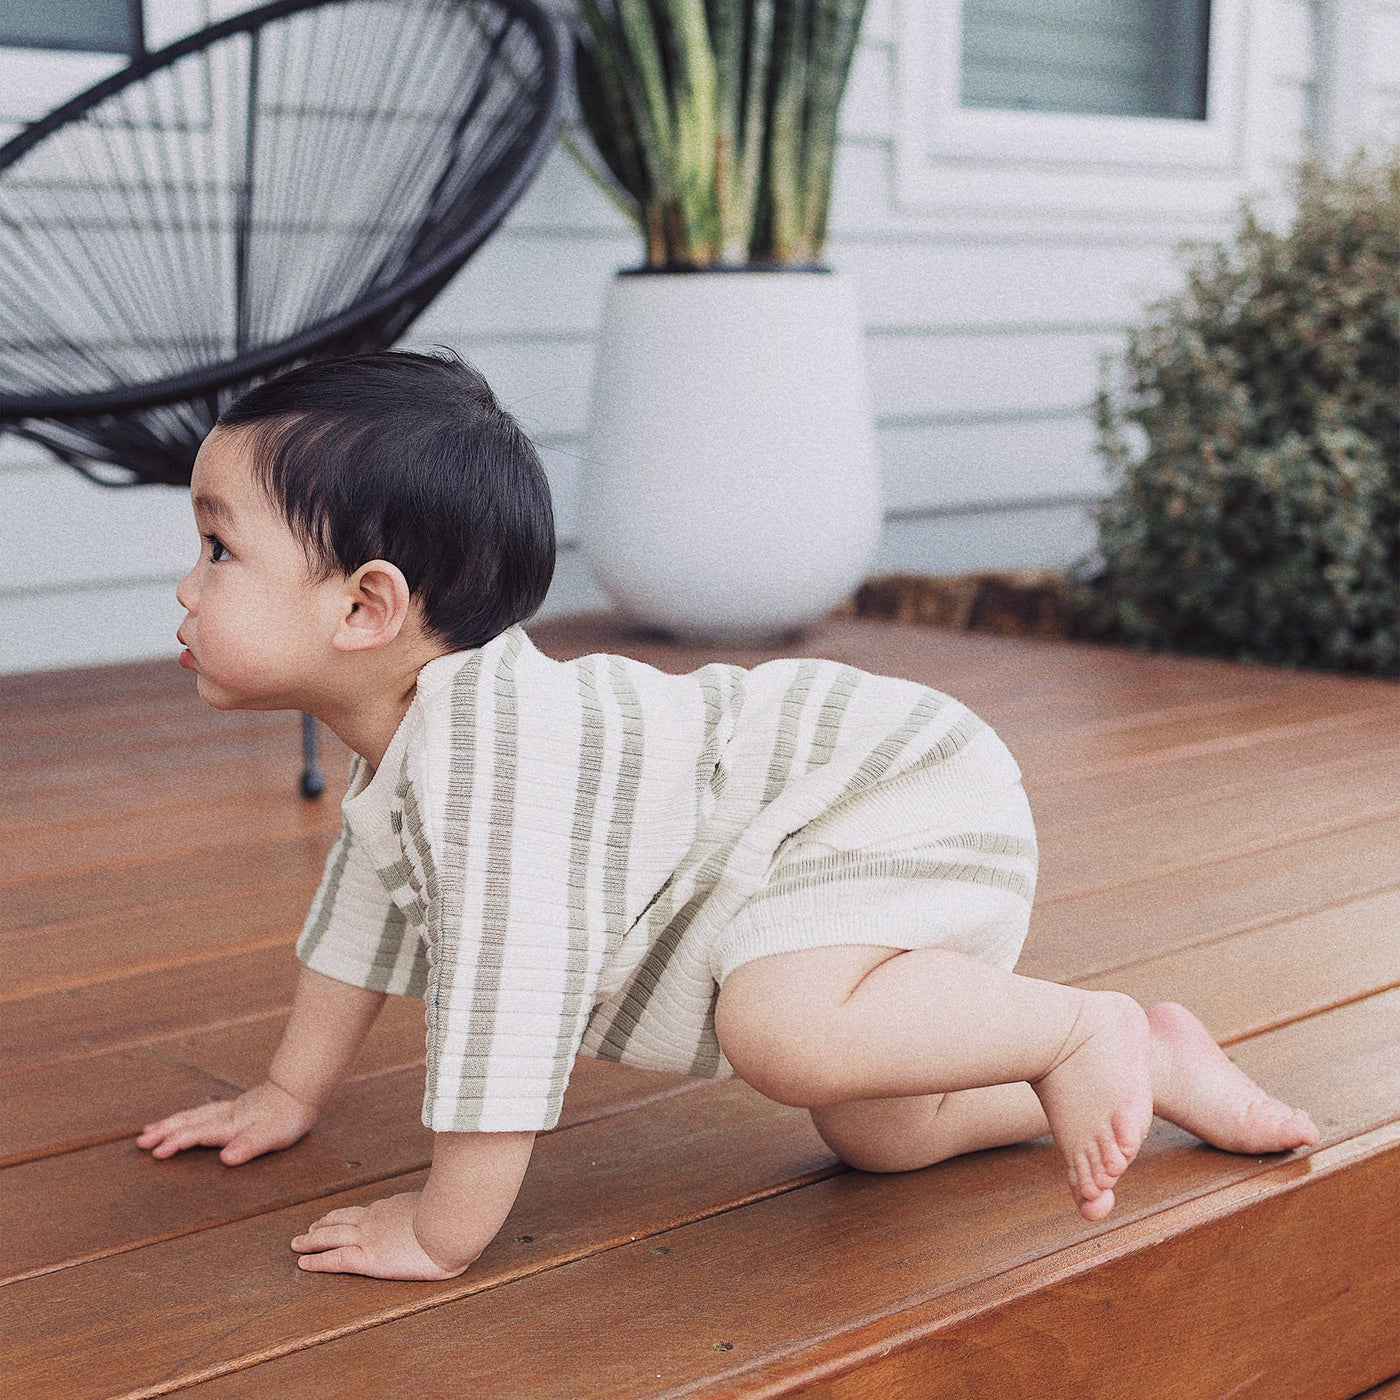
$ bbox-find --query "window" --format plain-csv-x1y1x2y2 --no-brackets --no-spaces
961,0,1211,121
894,0,1259,218
0,0,144,58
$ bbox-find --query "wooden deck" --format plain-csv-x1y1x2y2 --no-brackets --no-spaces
3,613,1399,1399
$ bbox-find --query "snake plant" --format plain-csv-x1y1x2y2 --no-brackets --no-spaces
571,0,867,268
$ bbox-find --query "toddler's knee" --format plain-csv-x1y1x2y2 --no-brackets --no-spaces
714,991,848,1107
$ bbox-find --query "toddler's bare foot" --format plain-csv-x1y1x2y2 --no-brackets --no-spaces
1031,991,1154,1222
1147,1002,1319,1154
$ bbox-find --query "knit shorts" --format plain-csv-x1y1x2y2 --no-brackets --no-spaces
709,757,1038,985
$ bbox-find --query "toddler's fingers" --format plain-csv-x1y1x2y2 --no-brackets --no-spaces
148,1123,236,1157
138,1101,226,1141
291,1223,359,1251
297,1245,366,1274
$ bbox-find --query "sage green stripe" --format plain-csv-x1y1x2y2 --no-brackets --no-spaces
752,850,1036,905
829,693,959,807
360,902,413,990
296,824,355,963
374,856,415,897
806,665,861,772
547,656,607,1120
691,660,739,806
762,659,820,802
452,628,526,1128
943,830,1036,859
604,656,645,945
688,1002,724,1077
590,658,739,1058
400,781,440,908
591,860,714,1060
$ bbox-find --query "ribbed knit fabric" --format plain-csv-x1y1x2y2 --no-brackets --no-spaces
295,624,1036,1133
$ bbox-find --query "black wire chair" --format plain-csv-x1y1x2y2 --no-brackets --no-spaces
0,0,562,796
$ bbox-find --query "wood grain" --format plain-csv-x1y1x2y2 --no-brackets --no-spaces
0,1080,835,1399
140,990,1400,1400
5,618,1399,1400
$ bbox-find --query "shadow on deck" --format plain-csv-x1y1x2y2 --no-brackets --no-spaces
2,614,1399,1399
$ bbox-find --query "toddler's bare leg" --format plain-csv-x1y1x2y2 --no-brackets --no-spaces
716,945,1317,1221
716,944,1154,1220
811,1082,1046,1174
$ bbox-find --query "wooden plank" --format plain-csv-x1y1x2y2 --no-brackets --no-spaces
1,789,346,885
1027,706,1400,831
775,1128,1400,1400
0,740,350,837
0,831,335,936
95,989,1400,1400
0,993,694,1168
1035,741,1400,899
0,1081,836,1399
0,1055,711,1285
1,707,297,770
0,726,335,813
1,890,307,999
1006,688,1397,768
0,657,174,707
1076,884,1400,1044
1020,812,1400,983
0,997,425,1166
0,1051,238,1169
0,946,298,1071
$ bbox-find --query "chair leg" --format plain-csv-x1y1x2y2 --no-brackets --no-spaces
299,711,325,799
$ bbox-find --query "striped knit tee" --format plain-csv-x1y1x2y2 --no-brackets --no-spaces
295,623,1028,1133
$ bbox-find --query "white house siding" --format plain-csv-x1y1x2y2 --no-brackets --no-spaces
0,0,1378,674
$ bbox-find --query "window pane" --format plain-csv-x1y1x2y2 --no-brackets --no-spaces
0,0,137,55
961,0,1210,120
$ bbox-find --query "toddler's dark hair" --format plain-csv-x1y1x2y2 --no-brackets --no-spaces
217,348,555,651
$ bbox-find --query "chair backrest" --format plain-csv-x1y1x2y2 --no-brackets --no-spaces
0,0,561,485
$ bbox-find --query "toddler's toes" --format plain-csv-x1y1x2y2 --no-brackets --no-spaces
1079,1187,1116,1222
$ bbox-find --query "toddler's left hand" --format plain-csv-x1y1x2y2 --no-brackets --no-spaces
292,1191,466,1281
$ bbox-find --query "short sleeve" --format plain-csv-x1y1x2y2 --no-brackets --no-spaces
419,632,620,1134
296,819,429,998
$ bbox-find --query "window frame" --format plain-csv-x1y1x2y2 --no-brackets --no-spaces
894,0,1263,211
0,0,146,59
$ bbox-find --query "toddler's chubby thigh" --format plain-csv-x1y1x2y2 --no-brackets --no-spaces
710,755,1038,987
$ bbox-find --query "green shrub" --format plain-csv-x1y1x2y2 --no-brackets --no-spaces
1084,154,1400,677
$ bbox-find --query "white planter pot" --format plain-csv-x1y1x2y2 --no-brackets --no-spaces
579,269,884,643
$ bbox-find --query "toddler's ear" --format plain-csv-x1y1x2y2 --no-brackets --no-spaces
333,559,413,653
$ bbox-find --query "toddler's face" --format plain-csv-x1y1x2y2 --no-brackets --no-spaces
176,427,345,711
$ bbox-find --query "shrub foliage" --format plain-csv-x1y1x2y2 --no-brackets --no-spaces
1087,155,1400,676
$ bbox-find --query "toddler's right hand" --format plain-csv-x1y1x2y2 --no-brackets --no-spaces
136,1079,319,1166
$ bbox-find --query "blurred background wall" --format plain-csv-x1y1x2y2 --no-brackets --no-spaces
0,0,1390,673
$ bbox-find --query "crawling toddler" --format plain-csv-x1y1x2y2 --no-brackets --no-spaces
138,350,1318,1280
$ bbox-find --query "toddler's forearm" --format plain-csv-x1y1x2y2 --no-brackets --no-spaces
267,964,388,1111
414,1130,536,1273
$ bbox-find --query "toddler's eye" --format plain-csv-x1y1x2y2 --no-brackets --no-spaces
204,534,230,563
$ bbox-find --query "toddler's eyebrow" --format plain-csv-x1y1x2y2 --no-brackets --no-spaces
192,492,236,526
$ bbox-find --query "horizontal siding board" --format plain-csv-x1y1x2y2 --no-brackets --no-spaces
878,414,1105,512
874,500,1098,574
839,238,1186,329
866,328,1119,422
411,232,636,340
0,48,125,123
0,469,193,596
